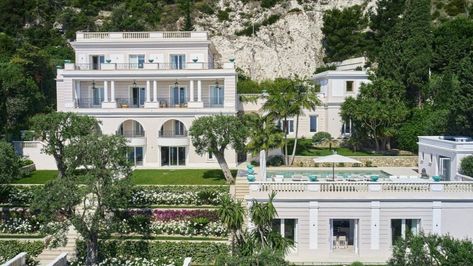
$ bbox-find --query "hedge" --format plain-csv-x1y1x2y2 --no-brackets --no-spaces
75,240,229,265
0,240,44,264
0,185,42,206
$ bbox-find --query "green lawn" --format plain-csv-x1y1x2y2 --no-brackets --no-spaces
12,170,58,184
131,169,232,185
288,138,382,156
12,169,232,185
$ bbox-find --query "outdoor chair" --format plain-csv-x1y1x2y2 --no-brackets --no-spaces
338,235,347,249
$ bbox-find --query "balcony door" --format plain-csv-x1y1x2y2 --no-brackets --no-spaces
127,146,144,166
170,54,186,69
91,55,104,70
439,156,451,181
92,87,104,106
210,85,224,106
161,146,186,166
129,54,145,69
171,86,187,105
131,87,146,107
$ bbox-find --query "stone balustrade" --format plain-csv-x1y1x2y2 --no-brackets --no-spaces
249,181,473,194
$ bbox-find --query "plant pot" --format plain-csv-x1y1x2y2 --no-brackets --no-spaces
247,164,254,169
148,59,154,63
370,175,379,182
309,175,317,182
247,174,256,182
247,168,255,175
192,58,198,62
229,58,235,62
432,175,441,182
106,59,111,63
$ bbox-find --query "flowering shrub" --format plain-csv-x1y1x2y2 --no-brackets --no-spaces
130,185,228,206
0,240,44,265
0,185,41,206
112,209,227,237
97,256,178,266
75,240,229,265
0,209,43,234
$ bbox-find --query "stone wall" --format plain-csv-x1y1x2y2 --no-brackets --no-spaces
292,156,418,168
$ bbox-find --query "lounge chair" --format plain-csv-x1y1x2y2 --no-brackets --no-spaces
273,175,284,182
292,175,304,181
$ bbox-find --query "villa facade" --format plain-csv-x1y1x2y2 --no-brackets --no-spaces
238,57,369,139
54,31,238,168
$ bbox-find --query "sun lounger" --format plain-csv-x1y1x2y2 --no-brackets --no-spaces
273,175,284,182
292,175,304,181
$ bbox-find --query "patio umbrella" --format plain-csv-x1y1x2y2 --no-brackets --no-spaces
313,152,361,181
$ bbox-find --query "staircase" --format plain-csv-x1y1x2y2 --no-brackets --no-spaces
37,226,79,265
234,177,249,201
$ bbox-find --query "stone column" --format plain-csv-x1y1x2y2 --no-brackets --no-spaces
103,80,108,102
197,80,202,102
146,80,151,102
110,80,115,102
153,80,157,102
189,80,194,102
370,201,380,250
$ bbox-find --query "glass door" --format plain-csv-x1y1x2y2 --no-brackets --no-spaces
127,146,144,166
170,55,186,69
132,87,145,107
172,86,187,105
439,157,451,181
210,85,224,106
91,55,104,70
92,87,104,106
129,54,145,69
161,146,186,166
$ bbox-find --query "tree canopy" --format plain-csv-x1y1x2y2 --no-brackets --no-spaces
0,141,20,183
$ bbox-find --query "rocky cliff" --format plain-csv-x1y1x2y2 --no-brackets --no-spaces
194,0,374,80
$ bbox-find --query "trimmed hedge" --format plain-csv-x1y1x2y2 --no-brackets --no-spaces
75,240,229,265
0,240,44,264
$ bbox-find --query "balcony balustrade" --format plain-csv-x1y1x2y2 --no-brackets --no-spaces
159,130,188,138
116,130,145,138
68,62,219,71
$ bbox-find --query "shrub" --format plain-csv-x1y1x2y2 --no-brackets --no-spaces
0,240,44,264
364,160,373,167
0,142,21,183
196,2,214,15
350,262,364,266
267,155,284,166
460,156,473,177
0,185,42,206
217,9,230,21
312,132,332,145
75,240,229,265
261,0,281,8
314,64,336,74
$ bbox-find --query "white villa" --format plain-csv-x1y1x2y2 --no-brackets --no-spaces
418,136,473,181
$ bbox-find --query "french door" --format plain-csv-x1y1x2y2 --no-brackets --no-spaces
92,87,104,106
132,87,146,107
210,85,224,106
170,54,186,69
127,146,144,166
91,55,104,70
172,86,187,105
161,146,186,166
439,157,451,181
129,54,145,69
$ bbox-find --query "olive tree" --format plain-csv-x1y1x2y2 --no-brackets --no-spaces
30,112,99,178
189,115,247,183
32,134,132,266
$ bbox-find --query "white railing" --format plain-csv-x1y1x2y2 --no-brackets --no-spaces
3,252,27,266
83,32,110,39
163,31,191,38
123,32,150,39
250,181,473,193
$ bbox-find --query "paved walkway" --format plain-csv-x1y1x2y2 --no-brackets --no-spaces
37,226,79,265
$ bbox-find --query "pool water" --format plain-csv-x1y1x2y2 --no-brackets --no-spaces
266,169,390,181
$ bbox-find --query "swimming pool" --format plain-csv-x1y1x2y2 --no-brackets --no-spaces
266,169,390,181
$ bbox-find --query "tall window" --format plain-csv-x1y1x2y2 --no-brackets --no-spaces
129,54,145,69
172,86,187,105
92,87,104,106
342,119,352,135
170,54,186,69
91,55,104,70
272,219,297,242
278,120,294,134
210,85,224,106
310,115,318,133
346,81,354,92
391,219,420,245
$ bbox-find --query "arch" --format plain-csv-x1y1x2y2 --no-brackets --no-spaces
117,119,145,138
159,119,187,137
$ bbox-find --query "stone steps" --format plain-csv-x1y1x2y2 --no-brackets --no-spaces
37,226,79,266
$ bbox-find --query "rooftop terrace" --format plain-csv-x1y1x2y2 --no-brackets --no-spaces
75,31,209,42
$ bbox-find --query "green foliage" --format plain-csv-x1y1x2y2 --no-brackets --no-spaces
0,240,44,264
444,0,468,16
322,5,369,63
261,0,282,9
75,240,229,265
30,112,99,178
350,262,364,266
312,132,332,145
238,79,263,94
178,0,194,31
460,156,473,177
217,9,231,22
0,142,20,183
189,115,247,183
267,155,284,166
314,64,337,74
0,185,42,206
388,233,473,265
244,113,284,156
235,14,281,36
341,76,409,151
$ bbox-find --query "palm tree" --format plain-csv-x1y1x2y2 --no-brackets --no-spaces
262,79,299,165
290,78,321,165
244,113,284,168
217,195,245,254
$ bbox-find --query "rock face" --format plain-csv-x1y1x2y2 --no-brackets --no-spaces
195,0,374,80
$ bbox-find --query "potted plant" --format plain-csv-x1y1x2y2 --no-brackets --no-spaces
229,58,235,62
247,174,256,182
106,59,111,63
370,175,379,182
192,58,198,63
148,59,154,63
432,175,441,182
309,175,318,182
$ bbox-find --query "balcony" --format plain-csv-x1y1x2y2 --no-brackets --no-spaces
68,62,221,71
75,31,208,42
159,130,188,138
